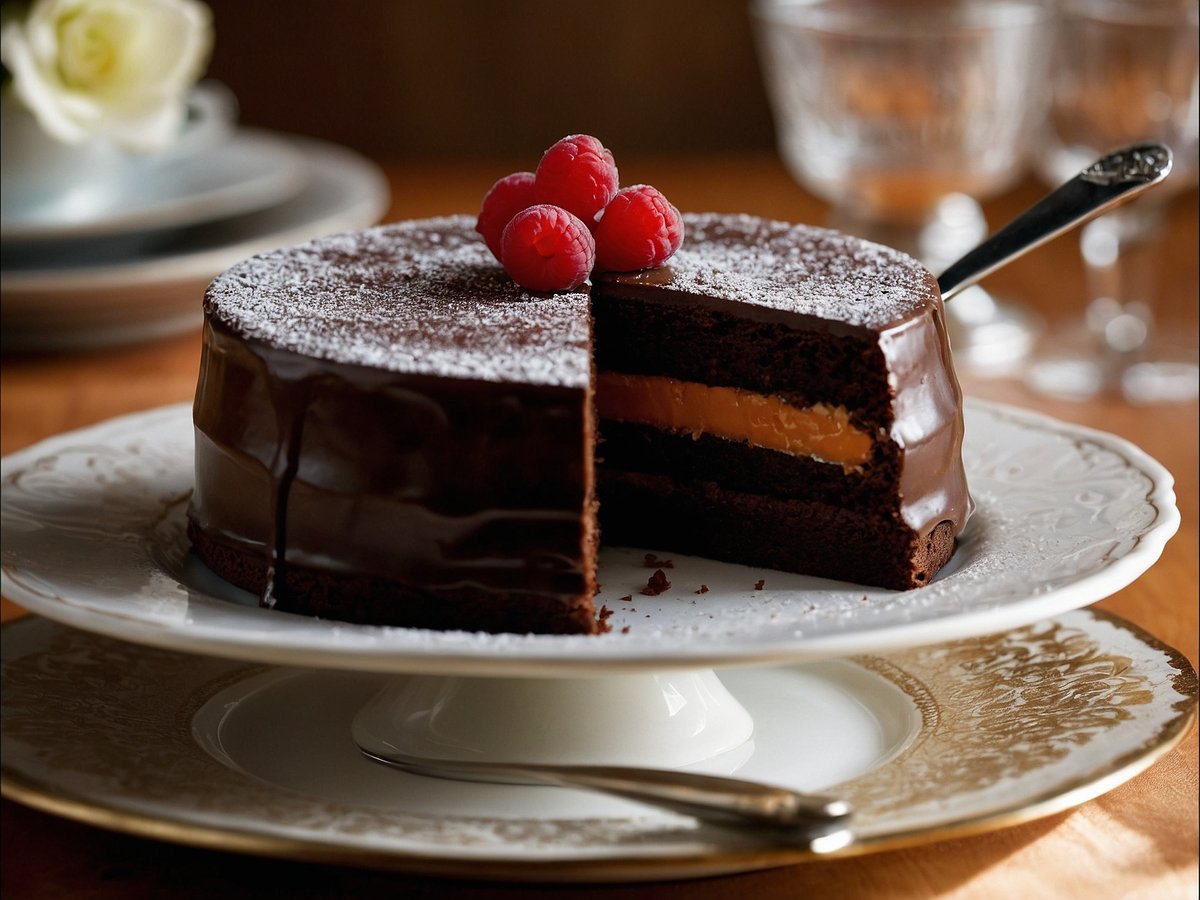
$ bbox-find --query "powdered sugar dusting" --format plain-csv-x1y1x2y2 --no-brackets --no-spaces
614,213,939,330
205,216,592,388
205,213,937,386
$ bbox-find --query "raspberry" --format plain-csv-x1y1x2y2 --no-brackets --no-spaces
533,134,619,228
500,204,595,292
593,185,684,272
475,171,536,261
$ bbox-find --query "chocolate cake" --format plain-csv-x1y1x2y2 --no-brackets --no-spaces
188,213,970,634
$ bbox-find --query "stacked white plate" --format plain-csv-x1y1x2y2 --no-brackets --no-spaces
1,89,390,352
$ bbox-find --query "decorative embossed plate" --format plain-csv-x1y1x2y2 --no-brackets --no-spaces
0,400,1180,674
2,612,1195,880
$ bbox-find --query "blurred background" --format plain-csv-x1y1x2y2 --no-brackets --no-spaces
3,0,1196,389
197,0,1196,397
199,0,776,160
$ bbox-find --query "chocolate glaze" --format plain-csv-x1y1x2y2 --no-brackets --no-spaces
189,213,971,632
190,317,596,632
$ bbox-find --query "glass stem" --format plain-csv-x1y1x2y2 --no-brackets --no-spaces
1079,201,1168,357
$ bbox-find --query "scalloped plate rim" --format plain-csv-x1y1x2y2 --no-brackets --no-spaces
0,398,1181,675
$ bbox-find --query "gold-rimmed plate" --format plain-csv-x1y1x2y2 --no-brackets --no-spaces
2,610,1194,882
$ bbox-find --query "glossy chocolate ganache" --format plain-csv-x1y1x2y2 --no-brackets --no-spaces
189,213,971,634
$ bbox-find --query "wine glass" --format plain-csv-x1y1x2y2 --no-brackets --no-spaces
1027,0,1199,404
750,0,1054,375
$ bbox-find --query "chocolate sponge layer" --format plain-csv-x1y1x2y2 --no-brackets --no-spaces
598,470,955,591
592,291,893,429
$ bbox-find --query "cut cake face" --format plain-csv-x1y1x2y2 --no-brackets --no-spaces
592,213,969,591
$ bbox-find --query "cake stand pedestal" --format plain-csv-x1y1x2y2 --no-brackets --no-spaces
352,670,754,769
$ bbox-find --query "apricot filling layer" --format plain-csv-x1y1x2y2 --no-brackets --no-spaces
595,372,873,467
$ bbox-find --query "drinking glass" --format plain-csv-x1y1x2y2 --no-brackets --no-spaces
1028,0,1199,403
751,0,1054,374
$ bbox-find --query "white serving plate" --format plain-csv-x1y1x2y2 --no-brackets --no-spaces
0,399,1179,675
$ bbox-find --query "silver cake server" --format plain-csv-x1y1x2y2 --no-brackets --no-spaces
938,143,1173,301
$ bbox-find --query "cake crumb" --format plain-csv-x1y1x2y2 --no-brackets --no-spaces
643,553,674,569
754,579,766,590
640,569,672,596
594,584,602,595
598,604,614,621
619,594,632,603
621,625,631,634
695,584,709,594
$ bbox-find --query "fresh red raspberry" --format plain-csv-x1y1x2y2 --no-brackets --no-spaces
593,185,684,272
476,171,536,261
500,204,595,292
533,134,619,228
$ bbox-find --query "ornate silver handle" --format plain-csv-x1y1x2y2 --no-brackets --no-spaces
937,144,1173,301
359,746,854,849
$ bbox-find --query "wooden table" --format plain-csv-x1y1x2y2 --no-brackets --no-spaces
3,158,1197,899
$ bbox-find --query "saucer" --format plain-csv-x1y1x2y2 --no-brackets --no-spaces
0,135,389,351
1,128,310,244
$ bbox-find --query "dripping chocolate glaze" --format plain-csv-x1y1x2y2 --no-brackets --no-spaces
260,375,311,608
248,354,355,606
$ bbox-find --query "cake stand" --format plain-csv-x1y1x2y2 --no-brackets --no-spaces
2,399,1193,881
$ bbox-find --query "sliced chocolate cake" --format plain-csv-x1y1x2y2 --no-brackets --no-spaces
188,213,970,634
593,213,969,591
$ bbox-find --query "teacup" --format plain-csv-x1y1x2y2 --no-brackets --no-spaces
1,80,237,223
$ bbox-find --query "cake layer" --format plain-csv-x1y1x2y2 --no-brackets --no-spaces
592,288,893,426
599,471,956,591
593,212,949,430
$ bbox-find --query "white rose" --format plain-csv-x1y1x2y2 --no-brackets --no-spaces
0,0,213,152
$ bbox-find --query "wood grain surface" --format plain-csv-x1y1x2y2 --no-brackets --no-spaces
2,158,1196,899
